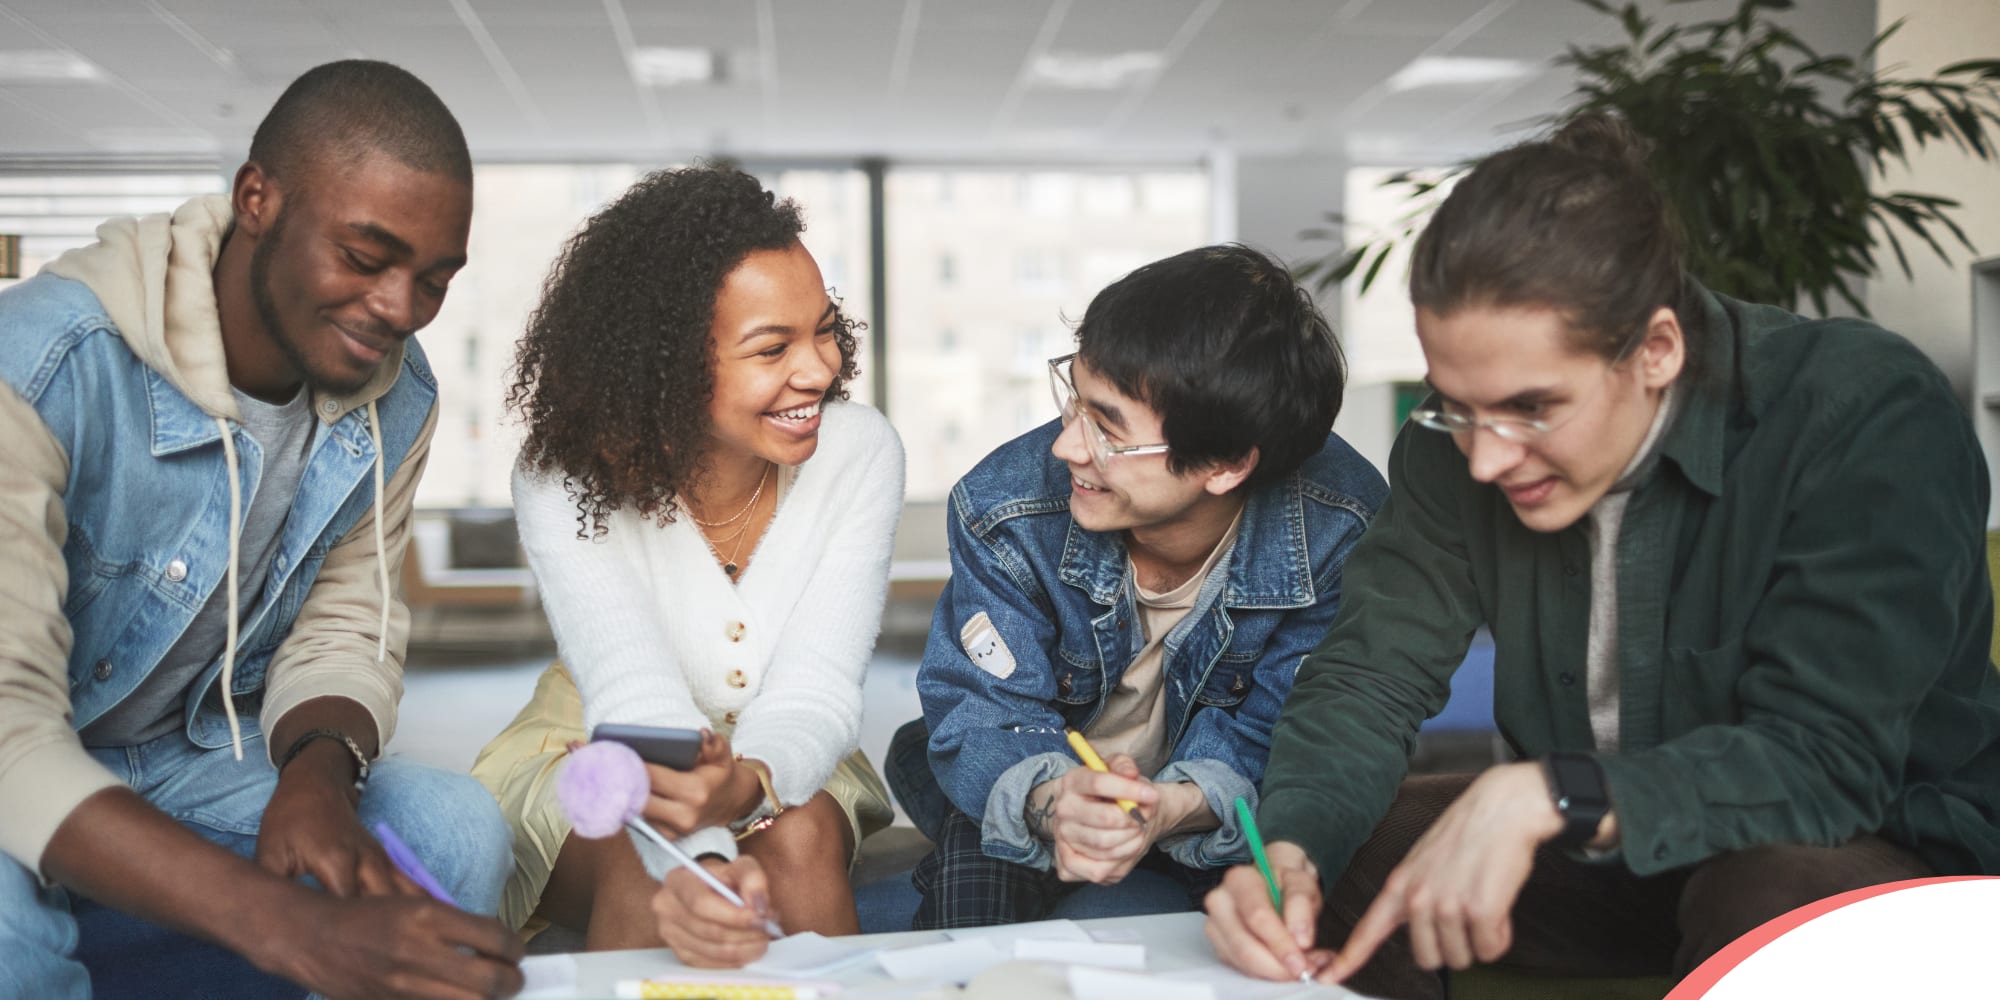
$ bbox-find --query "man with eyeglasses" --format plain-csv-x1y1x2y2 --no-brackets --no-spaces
882,244,1386,928
1205,119,2000,997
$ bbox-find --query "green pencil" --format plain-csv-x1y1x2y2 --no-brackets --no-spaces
1234,796,1282,911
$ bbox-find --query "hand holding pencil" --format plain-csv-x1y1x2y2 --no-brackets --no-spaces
1065,729,1147,825
1201,837,1336,984
1031,730,1161,884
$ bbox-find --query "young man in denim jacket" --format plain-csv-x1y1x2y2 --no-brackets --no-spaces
0,63,522,999
886,244,1387,928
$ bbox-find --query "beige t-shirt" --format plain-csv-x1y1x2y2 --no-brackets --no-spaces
1086,512,1242,777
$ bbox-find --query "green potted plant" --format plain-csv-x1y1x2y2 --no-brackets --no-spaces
1301,0,2000,316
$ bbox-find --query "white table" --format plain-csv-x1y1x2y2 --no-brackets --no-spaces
548,911,1365,999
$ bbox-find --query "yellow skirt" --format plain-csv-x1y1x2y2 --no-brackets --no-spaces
470,661,893,934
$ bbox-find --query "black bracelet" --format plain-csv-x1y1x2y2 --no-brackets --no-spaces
279,728,370,792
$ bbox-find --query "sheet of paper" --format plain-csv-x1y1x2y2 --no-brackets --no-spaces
1068,965,1217,1000
943,918,1093,944
1085,926,1143,943
1176,965,1365,1000
515,954,577,998
876,938,1009,983
1011,938,1146,969
743,931,878,978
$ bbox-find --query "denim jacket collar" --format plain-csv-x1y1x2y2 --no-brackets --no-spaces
1054,474,1317,610
146,367,229,456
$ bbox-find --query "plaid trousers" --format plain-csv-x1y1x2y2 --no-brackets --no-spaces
908,804,1224,929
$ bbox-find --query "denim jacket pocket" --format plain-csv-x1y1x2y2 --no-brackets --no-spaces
1052,645,1102,706
1194,652,1256,708
60,525,127,621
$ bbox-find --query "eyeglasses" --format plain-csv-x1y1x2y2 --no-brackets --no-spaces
1047,353,1170,468
1409,349,1633,444
1407,402,1581,444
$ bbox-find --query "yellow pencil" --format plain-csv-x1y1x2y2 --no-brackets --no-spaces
1065,729,1145,825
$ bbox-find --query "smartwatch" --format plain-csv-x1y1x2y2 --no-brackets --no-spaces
1542,752,1610,850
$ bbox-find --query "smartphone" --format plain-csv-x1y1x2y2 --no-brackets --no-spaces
590,723,704,770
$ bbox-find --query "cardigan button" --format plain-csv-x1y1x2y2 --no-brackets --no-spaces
725,621,746,642
727,669,748,689
724,711,739,725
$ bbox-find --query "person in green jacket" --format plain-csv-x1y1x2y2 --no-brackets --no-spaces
1204,112,2000,998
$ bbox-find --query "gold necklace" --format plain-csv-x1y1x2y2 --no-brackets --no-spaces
706,519,753,580
688,463,771,528
696,474,768,579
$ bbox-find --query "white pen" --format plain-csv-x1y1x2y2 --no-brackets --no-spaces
625,819,785,939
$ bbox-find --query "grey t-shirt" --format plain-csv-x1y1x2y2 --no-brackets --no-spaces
82,386,318,747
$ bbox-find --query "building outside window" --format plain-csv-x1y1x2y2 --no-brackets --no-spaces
886,167,1208,500
413,163,871,510
0,171,225,292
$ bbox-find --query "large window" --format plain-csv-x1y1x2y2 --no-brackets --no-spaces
414,164,872,509
1339,165,1456,386
0,171,225,291
885,168,1208,499
1,162,1203,509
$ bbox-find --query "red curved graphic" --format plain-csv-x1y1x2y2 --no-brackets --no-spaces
1664,875,1997,999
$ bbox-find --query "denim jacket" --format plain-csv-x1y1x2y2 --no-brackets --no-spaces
0,195,439,869
918,419,1386,871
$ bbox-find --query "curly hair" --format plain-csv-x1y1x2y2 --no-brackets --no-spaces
506,164,860,537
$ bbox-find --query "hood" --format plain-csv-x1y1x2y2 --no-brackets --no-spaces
43,193,408,425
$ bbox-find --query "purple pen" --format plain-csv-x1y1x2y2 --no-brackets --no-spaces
372,821,458,907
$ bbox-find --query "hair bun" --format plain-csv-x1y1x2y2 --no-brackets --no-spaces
1548,112,1652,171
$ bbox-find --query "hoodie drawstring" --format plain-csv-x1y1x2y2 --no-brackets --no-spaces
215,417,245,761
212,402,390,765
367,400,389,664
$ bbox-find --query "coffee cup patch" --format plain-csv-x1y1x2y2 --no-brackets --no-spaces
959,612,1016,680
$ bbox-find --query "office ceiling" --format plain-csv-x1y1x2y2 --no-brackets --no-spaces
0,0,1873,166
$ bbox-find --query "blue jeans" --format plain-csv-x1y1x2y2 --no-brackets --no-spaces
0,730,512,1000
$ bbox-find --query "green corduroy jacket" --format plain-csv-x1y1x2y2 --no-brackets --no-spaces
1261,289,2000,879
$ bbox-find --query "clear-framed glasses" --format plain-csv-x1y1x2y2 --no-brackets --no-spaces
1409,346,1635,444
1047,353,1171,468
1407,402,1578,443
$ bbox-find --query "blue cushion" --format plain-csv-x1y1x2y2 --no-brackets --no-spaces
75,900,307,999
1419,629,1498,734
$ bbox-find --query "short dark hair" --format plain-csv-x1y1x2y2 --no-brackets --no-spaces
507,164,860,538
248,60,471,187
1409,113,1706,382
1076,243,1345,491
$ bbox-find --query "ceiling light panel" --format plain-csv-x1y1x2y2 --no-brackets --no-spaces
1384,55,1538,92
0,50,102,83
629,46,721,86
1027,51,1164,90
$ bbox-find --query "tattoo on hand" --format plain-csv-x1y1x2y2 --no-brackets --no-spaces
1026,793,1057,840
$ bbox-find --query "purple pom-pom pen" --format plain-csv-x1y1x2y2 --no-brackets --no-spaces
373,821,458,907
557,740,783,939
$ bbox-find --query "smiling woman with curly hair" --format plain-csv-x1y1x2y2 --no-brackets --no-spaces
470,164,904,964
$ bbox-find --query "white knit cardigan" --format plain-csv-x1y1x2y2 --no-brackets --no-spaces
512,400,904,861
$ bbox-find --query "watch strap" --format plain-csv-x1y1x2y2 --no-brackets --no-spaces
1542,752,1609,850
730,755,783,840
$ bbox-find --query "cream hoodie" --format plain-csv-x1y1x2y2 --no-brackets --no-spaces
0,194,437,873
